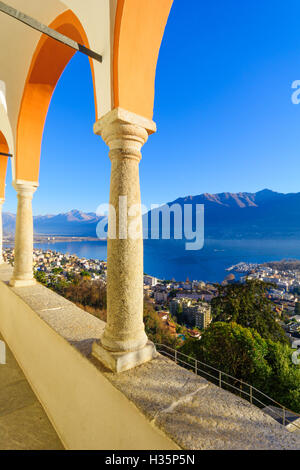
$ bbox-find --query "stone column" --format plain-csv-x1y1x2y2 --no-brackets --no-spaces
92,108,157,372
0,198,4,264
9,182,38,287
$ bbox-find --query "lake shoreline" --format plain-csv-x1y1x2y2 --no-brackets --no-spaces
4,238,300,284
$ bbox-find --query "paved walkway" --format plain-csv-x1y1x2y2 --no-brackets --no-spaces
0,333,63,450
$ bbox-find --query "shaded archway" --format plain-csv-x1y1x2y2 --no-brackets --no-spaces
16,9,98,184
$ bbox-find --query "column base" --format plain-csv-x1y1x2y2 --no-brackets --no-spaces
92,340,158,373
9,278,36,287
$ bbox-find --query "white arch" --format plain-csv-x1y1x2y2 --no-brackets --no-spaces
62,0,117,117
0,80,15,180
0,81,7,112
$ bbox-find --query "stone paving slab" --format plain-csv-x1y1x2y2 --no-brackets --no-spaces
0,402,63,450
0,332,63,450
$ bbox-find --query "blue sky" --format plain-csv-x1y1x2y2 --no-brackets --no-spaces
5,0,300,215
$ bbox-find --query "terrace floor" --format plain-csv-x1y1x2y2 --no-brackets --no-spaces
0,332,63,450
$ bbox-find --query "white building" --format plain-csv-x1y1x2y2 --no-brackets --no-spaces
144,275,158,287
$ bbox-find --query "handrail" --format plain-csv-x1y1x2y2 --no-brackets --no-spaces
155,343,300,432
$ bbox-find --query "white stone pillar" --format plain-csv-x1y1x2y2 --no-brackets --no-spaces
0,198,4,264
9,181,38,287
92,108,157,372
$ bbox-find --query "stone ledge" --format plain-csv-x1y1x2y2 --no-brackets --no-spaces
0,263,300,450
0,265,177,450
102,355,300,450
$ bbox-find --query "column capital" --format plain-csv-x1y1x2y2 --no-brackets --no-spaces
12,180,38,197
94,107,157,135
94,108,157,162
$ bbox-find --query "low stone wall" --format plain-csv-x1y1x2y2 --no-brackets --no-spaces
0,263,299,450
0,265,178,450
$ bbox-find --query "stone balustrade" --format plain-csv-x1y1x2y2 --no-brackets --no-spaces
0,263,299,450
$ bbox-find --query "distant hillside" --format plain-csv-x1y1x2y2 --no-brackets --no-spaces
3,212,17,234
145,189,300,240
4,189,300,239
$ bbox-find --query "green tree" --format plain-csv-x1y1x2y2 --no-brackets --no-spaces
50,275,68,294
80,270,91,279
34,270,47,285
181,322,271,386
211,280,287,344
66,272,76,282
181,321,300,413
263,340,300,412
52,267,63,274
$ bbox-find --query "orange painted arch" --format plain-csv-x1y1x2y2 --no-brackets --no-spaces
0,131,9,199
113,0,173,120
16,10,97,183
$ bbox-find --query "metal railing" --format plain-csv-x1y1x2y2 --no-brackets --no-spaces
155,343,300,432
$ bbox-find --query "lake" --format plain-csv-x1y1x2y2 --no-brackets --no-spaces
30,238,300,283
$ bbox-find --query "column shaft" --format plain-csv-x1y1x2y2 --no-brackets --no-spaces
104,143,146,352
92,108,157,371
9,182,37,287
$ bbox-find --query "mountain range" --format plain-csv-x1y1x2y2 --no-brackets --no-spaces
167,189,300,239
3,189,300,239
3,209,104,237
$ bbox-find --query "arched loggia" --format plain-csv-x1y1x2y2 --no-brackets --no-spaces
10,0,174,371
15,9,98,184
10,9,98,287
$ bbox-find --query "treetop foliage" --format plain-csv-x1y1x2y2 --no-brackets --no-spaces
211,280,288,344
